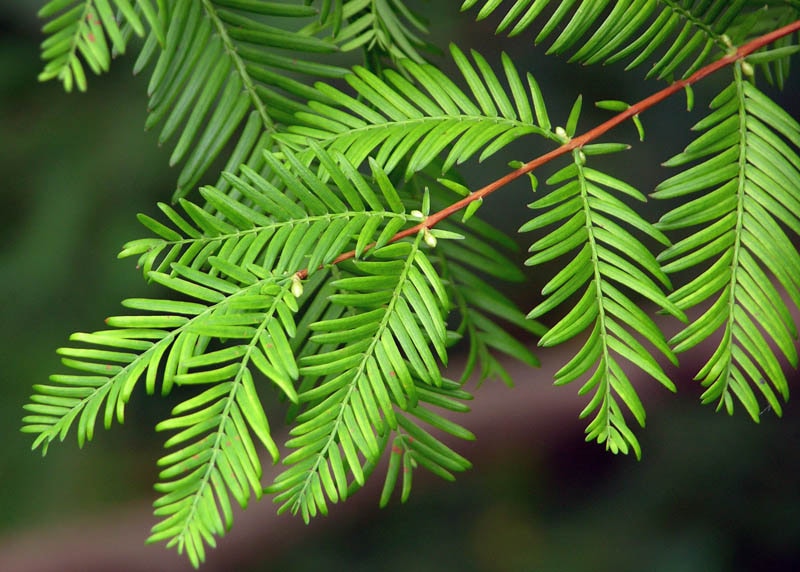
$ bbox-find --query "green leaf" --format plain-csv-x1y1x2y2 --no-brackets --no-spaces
462,0,747,80
656,73,800,418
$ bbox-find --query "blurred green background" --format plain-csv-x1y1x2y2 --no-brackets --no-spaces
2,2,800,571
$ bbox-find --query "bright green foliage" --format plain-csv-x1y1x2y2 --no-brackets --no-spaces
654,62,800,420
520,147,685,458
461,0,800,83
268,237,473,521
23,138,514,565
25,0,800,567
435,219,547,385
138,0,349,200
461,0,744,79
279,44,559,177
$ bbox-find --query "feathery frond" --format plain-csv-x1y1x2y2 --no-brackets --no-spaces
280,44,559,178
27,1,800,565
378,378,474,506
520,144,684,458
139,0,349,201
444,249,544,385
654,64,800,419
461,0,753,80
38,0,164,91
268,235,474,520
145,283,293,568
23,146,420,563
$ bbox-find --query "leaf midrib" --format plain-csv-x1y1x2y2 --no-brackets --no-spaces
290,233,425,515
202,0,277,133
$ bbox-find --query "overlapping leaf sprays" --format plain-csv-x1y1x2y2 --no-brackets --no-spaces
25,0,800,567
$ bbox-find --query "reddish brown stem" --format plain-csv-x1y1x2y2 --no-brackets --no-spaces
296,19,800,280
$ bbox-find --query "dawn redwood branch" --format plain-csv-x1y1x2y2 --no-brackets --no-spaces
296,18,800,280
412,19,800,229
8,19,797,572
